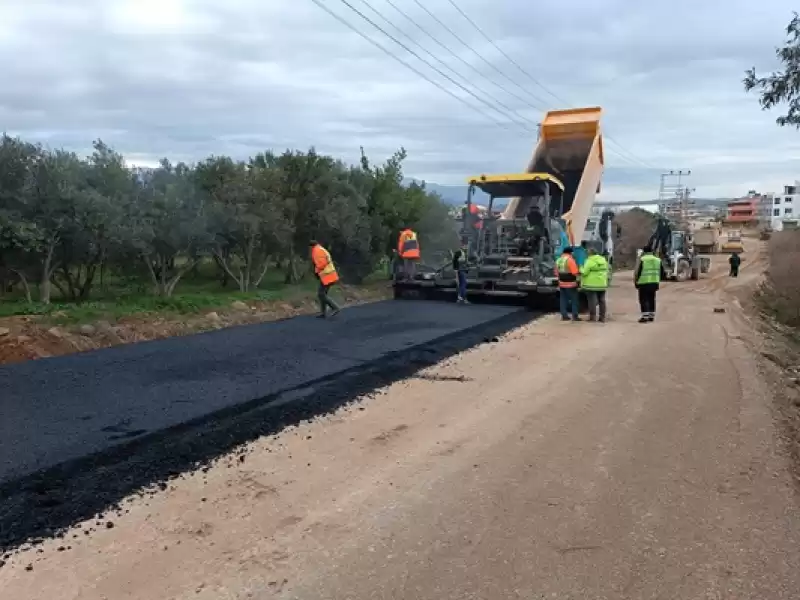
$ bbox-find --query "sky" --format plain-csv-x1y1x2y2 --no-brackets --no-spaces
1,0,799,202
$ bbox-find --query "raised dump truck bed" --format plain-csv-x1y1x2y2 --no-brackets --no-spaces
505,106,604,250
394,106,605,307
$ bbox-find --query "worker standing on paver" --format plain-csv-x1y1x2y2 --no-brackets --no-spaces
397,227,421,281
452,245,470,304
634,244,666,323
729,252,741,277
310,240,342,319
555,246,580,321
580,247,609,322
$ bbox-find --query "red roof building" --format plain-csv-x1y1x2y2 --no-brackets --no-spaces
725,195,759,224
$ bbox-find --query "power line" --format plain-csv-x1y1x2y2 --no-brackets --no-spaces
330,0,538,133
380,0,549,114
443,0,566,107
442,0,660,170
369,0,651,169
307,0,519,131
409,0,555,112
353,0,539,131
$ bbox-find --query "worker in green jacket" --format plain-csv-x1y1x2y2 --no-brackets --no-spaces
580,248,609,322
635,244,667,323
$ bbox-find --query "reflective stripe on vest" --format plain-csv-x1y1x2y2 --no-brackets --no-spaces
556,255,577,284
400,231,419,254
637,254,661,285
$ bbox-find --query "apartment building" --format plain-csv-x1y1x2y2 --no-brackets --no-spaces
725,193,760,225
765,182,799,230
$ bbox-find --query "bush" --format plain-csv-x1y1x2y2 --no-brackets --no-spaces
762,230,800,328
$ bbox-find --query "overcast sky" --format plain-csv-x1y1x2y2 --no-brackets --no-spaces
1,0,799,202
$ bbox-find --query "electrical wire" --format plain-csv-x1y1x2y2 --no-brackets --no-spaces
353,0,540,130
442,0,660,170
381,0,549,114
329,0,539,132
307,0,519,131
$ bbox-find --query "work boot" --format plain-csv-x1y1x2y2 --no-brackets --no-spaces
317,313,326,319
561,316,570,321
329,309,340,318
572,316,582,322
638,316,648,323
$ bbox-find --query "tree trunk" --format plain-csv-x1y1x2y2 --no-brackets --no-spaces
253,259,270,289
212,248,244,293
284,252,300,284
12,270,32,304
39,240,57,304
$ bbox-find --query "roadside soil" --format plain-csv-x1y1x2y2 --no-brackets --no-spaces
0,284,389,366
2,243,799,599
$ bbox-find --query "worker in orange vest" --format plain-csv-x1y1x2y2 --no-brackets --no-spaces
555,246,581,321
310,240,342,318
397,227,421,281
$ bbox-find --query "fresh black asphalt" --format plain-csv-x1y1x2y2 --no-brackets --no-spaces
0,300,521,486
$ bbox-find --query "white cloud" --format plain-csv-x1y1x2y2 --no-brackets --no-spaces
0,0,798,202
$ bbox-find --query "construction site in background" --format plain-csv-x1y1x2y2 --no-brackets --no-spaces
392,106,724,304
393,106,616,308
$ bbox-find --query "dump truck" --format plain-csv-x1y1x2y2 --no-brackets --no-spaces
692,226,720,254
393,106,606,307
720,229,744,253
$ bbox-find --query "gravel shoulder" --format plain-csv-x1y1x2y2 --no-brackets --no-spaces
2,249,798,599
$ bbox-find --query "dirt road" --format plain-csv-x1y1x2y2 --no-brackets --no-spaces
3,245,798,599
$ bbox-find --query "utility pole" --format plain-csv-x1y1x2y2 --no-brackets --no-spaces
658,170,692,223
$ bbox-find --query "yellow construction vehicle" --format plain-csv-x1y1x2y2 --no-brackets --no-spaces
393,106,606,307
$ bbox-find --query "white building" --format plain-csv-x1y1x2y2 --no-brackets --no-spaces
766,183,800,231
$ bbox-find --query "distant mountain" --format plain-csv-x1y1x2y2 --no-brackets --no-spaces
405,179,735,208
404,179,487,206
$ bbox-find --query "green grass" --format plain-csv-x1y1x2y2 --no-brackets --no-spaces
0,257,391,325
0,268,340,325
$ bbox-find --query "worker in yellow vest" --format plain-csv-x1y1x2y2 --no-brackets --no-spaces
580,247,609,322
634,244,666,323
397,227,421,280
310,240,342,319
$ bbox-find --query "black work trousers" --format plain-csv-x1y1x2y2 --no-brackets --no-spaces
318,282,341,316
637,284,658,319
729,265,739,277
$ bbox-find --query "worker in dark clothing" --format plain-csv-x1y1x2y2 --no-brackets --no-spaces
635,244,667,323
452,246,470,304
526,205,544,230
729,252,741,277
526,204,549,253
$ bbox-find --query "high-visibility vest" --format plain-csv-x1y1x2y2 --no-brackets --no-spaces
555,254,579,288
580,255,609,291
311,244,339,286
637,253,661,285
398,229,420,259
468,204,483,230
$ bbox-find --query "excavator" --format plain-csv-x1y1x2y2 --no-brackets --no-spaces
393,106,609,308
646,216,710,281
